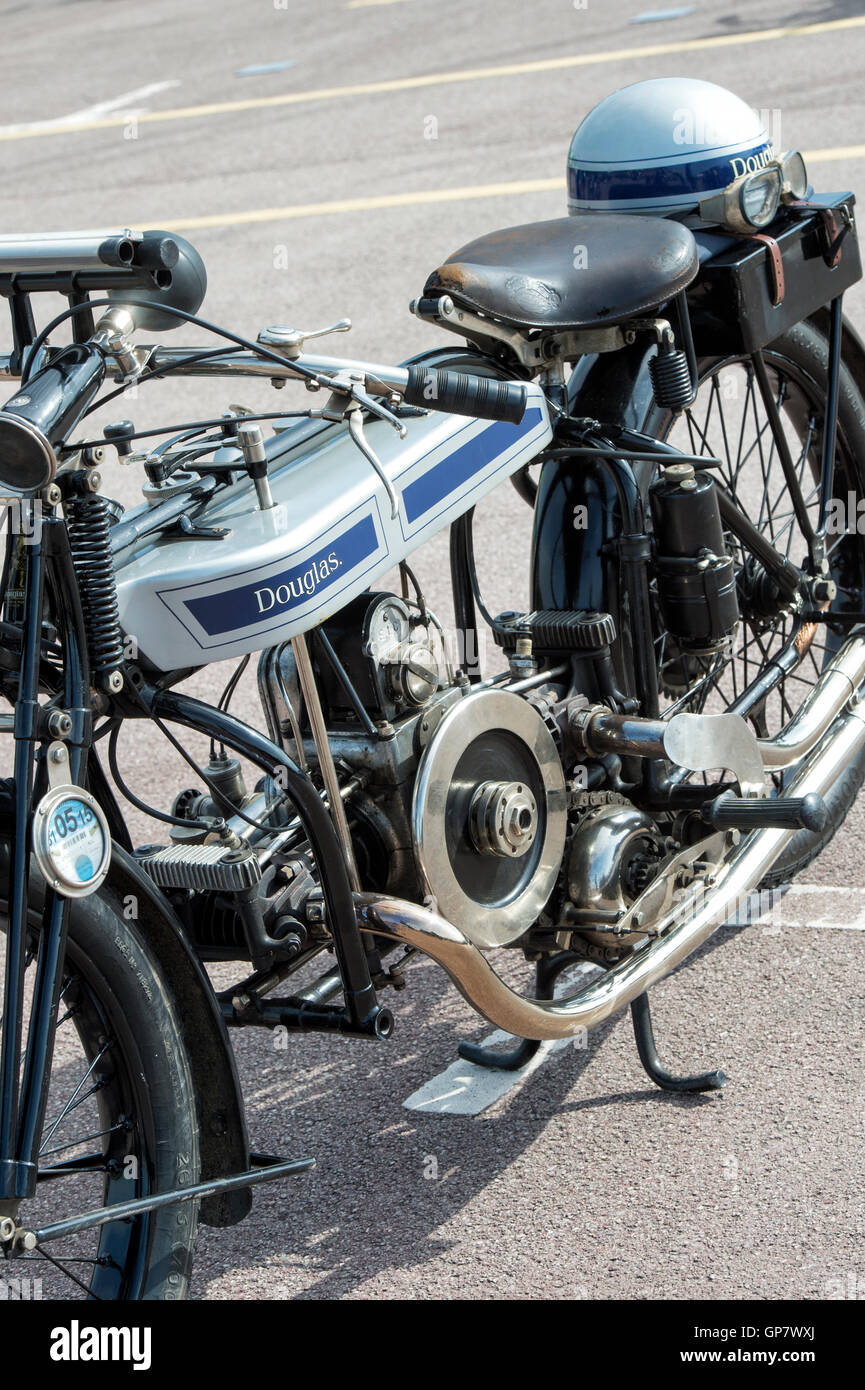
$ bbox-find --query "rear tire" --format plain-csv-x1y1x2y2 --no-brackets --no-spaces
648,318,865,885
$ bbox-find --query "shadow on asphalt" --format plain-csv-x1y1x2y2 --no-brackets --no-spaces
715,1,863,26
206,920,749,1298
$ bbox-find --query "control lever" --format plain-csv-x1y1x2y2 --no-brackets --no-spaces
702,790,828,833
104,419,136,459
237,422,274,510
314,370,405,520
347,409,399,520
257,318,352,361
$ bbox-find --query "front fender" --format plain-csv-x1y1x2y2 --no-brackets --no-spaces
0,783,250,1229
101,845,251,1228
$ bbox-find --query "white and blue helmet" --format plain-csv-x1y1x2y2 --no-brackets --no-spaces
567,77,773,218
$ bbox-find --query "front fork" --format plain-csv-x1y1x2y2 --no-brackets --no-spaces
0,514,89,1208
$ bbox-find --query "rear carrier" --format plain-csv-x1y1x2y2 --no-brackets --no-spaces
689,193,861,355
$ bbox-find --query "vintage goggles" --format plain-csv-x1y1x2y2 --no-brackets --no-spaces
698,151,810,233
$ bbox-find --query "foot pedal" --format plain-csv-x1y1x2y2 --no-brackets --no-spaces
702,790,828,833
494,609,616,653
136,841,262,891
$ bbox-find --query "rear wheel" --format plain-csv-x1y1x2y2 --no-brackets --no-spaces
0,874,200,1299
648,318,865,883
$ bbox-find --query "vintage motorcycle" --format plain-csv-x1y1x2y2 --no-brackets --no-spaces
1,78,864,1298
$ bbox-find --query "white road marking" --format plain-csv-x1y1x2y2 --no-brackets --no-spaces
738,882,865,932
234,62,295,78
0,81,180,137
631,7,696,22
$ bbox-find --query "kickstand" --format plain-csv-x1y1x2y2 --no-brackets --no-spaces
630,990,726,1093
457,950,582,1071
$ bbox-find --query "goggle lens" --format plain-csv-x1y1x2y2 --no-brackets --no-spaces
740,168,782,227
780,150,809,199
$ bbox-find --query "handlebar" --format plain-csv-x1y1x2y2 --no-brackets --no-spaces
129,349,528,424
0,229,177,287
400,365,527,424
0,228,530,489
0,339,530,459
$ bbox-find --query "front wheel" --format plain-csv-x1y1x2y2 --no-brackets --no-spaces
0,867,201,1299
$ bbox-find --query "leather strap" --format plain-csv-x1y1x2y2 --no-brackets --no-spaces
732,231,785,305
749,233,785,305
788,200,852,267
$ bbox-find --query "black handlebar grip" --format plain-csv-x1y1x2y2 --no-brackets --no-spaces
703,791,828,834
403,365,528,425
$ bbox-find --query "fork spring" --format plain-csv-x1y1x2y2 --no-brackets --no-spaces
66,493,124,679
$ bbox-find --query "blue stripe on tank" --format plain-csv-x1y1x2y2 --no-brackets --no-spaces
401,407,543,525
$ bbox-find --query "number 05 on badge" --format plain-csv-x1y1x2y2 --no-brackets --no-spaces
33,742,111,897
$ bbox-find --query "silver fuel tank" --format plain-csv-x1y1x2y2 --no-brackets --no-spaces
113,386,551,672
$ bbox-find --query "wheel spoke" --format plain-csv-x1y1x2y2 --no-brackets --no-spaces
33,1243,107,1300
661,350,864,739
39,1120,128,1160
39,1040,111,1154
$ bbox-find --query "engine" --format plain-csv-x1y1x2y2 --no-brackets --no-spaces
154,587,673,966
260,589,669,955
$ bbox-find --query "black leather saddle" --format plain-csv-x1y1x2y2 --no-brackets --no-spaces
422,214,699,332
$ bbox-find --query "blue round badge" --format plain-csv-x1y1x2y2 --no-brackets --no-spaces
75,854,95,882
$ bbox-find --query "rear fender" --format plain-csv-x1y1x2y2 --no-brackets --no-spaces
532,336,658,614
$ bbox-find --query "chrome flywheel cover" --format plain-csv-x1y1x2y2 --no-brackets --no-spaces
411,689,568,948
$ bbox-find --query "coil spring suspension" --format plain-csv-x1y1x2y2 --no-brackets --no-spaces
649,336,695,413
67,493,124,688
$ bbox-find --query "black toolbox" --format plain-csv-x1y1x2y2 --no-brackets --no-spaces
687,192,861,356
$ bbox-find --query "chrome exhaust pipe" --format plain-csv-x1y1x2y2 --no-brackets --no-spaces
358,640,865,1042
758,635,865,769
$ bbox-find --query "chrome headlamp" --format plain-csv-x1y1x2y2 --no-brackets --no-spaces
698,150,810,233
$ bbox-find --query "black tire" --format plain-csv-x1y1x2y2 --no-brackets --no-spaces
0,871,200,1299
647,318,865,885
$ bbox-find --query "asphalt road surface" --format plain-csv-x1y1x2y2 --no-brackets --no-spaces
2,0,865,1301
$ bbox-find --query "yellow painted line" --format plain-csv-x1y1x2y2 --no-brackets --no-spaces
803,143,865,163
2,15,864,143
144,145,865,234
158,178,563,232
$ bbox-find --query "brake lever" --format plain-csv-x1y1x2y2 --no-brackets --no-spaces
347,407,400,520
298,369,405,518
